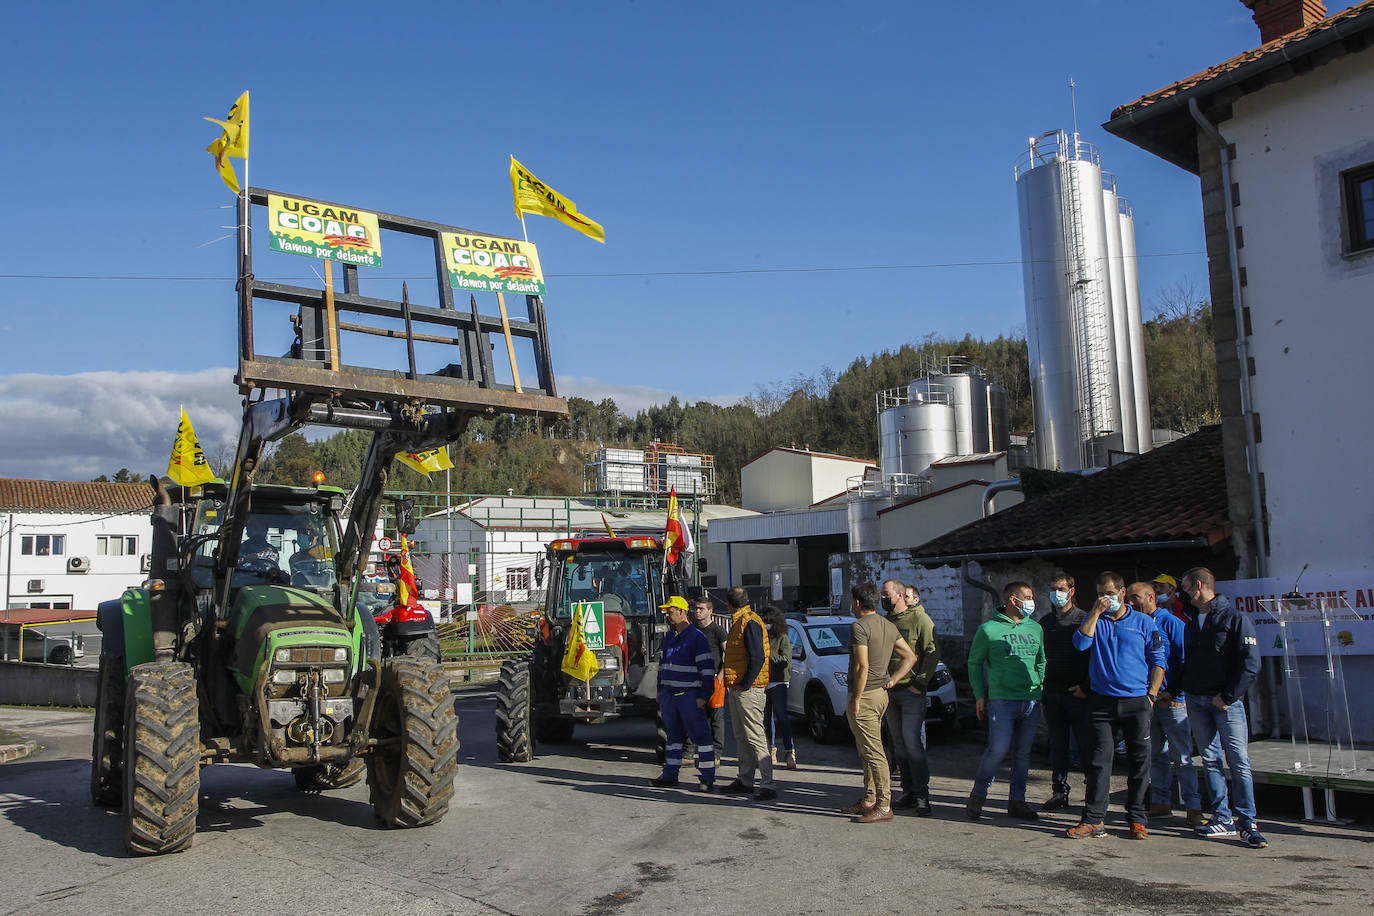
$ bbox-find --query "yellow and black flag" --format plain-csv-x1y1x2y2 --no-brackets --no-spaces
167,407,216,487
205,91,250,193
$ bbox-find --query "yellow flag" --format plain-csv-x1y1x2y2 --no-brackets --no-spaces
205,91,250,193
561,603,601,682
509,156,605,243
396,446,455,475
166,407,216,487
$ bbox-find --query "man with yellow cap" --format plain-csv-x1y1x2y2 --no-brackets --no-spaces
651,595,718,791
1153,574,1187,623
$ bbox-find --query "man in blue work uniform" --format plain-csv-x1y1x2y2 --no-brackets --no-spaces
1180,567,1267,848
1127,582,1208,828
651,596,717,791
1066,571,1166,840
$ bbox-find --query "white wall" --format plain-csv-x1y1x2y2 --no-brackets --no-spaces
740,450,873,512
2,509,152,611
1225,51,1374,579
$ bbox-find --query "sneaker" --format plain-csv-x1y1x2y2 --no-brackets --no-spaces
1196,820,1238,838
892,794,918,810
914,797,933,818
965,795,985,820
784,749,798,770
1066,821,1108,839
1007,800,1039,821
696,782,714,793
841,799,876,816
752,787,777,802
1186,809,1210,828
1239,824,1269,848
854,806,894,824
769,748,778,765
650,776,679,788
1042,792,1069,811
1130,822,1149,840
720,781,753,795
1147,803,1172,819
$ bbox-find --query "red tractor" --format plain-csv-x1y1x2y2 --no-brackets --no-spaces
494,535,683,761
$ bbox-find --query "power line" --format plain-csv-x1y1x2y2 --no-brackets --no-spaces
0,251,1205,283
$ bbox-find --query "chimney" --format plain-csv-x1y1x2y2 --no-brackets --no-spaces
1241,0,1327,44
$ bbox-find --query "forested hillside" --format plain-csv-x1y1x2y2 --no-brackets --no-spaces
232,298,1217,505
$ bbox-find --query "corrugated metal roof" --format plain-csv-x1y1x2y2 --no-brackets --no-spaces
742,446,875,469
930,453,1005,467
707,505,849,544
0,478,152,513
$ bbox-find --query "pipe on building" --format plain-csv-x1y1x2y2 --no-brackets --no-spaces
1187,99,1268,581
981,479,1022,517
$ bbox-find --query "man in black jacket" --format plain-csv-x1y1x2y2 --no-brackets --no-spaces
1180,567,1266,848
690,595,728,763
1035,570,1093,810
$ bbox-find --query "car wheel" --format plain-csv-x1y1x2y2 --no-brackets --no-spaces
48,646,73,666
806,687,842,744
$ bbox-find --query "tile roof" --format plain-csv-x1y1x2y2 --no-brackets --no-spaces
1110,0,1374,119
0,478,153,513
909,426,1229,561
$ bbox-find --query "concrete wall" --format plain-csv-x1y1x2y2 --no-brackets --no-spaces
1209,51,1374,581
0,661,98,707
877,483,988,551
827,552,970,673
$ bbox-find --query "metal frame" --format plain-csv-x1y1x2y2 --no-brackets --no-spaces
235,187,564,416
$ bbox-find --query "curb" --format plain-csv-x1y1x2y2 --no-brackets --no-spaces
0,741,38,764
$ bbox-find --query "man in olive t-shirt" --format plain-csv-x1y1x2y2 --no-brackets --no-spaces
843,581,916,823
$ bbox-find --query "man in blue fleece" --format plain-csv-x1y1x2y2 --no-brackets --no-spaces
1066,571,1166,840
651,596,717,791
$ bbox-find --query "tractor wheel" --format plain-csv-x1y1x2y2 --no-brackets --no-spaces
292,759,365,792
122,661,200,855
495,659,533,763
366,657,459,828
402,631,441,663
90,654,126,807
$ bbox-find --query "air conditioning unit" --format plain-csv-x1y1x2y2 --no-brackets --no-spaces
68,555,92,574
140,553,153,573
26,578,45,593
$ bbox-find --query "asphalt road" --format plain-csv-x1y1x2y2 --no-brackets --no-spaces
2,695,1372,915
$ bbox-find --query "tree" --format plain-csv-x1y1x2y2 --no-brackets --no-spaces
1143,279,1219,433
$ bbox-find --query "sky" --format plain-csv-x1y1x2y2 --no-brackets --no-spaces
1,0,1353,480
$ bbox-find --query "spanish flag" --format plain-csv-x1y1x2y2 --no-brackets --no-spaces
664,487,694,565
396,446,455,475
561,602,600,682
166,407,216,488
205,92,250,193
509,156,605,243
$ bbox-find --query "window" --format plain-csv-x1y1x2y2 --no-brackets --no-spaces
96,535,138,557
20,534,65,556
24,601,72,610
1343,163,1374,254
741,573,761,587
701,575,718,588
506,568,531,591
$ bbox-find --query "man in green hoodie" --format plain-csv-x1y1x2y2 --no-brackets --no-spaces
966,581,1046,821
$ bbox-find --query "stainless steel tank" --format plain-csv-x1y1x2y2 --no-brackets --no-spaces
1102,176,1138,453
1118,201,1152,452
1015,130,1124,470
878,395,956,480
939,372,990,455
986,384,1011,452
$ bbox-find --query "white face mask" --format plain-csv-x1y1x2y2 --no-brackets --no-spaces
1105,595,1121,612
1019,598,1036,615
1050,590,1069,608
1156,593,1170,605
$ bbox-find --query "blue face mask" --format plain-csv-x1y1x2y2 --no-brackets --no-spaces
1019,598,1036,615
1105,595,1121,612
1050,590,1069,609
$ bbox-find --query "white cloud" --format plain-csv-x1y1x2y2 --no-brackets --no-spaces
0,369,243,481
556,376,741,414
0,368,746,482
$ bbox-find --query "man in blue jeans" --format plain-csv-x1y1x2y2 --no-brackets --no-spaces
966,581,1045,821
1127,582,1209,829
1067,572,1166,840
882,579,940,816
1180,567,1266,848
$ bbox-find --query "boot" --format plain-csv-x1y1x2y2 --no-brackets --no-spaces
784,749,797,770
965,795,985,820
770,747,778,765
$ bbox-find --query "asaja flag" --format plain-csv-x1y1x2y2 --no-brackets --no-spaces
396,446,454,475
166,407,216,487
561,603,600,682
509,156,605,243
664,487,694,564
205,91,250,193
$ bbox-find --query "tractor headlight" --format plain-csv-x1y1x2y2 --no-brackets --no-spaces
332,647,347,662
275,648,291,663
272,669,296,685
322,668,346,685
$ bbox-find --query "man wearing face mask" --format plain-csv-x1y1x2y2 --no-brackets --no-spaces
1035,571,1092,811
881,579,939,815
1066,571,1166,840
1179,567,1266,848
1153,574,1188,624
